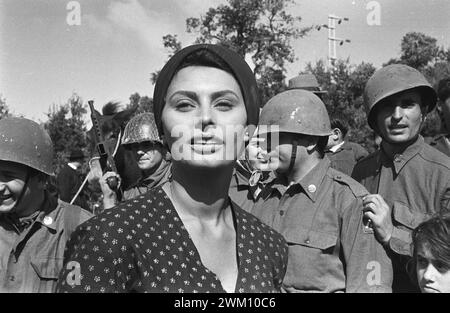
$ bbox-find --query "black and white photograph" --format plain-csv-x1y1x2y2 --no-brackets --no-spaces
0,0,450,303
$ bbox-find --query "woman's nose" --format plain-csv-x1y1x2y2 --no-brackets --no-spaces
200,103,214,130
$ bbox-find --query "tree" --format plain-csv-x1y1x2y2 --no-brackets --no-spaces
154,0,312,104
383,32,441,70
44,93,88,173
305,59,377,152
126,92,154,115
0,94,10,120
400,32,440,70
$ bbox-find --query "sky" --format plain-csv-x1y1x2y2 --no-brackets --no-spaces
1,0,449,122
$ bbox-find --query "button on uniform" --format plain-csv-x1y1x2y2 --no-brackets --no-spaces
307,184,316,193
43,216,53,226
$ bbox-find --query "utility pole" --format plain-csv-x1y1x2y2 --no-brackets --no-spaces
317,14,350,68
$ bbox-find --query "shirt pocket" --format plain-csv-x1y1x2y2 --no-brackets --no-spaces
392,201,431,230
30,257,63,280
282,228,340,291
283,228,338,251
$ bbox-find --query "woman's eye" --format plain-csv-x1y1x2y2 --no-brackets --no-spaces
175,101,194,111
215,100,233,111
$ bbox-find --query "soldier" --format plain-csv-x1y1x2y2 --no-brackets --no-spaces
0,117,92,292
100,112,172,209
288,74,368,175
426,78,450,156
56,148,89,211
250,89,392,292
325,113,369,176
287,73,327,100
352,64,450,292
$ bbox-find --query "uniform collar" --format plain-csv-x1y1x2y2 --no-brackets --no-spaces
0,191,58,233
270,157,330,202
67,162,78,170
380,136,424,174
34,191,59,231
328,141,345,153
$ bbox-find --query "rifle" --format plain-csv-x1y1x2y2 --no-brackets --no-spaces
88,100,120,191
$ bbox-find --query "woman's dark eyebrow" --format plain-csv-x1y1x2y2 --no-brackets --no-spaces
210,90,240,100
168,90,239,102
168,91,199,102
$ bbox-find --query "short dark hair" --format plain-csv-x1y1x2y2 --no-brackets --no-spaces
330,113,349,138
437,78,450,102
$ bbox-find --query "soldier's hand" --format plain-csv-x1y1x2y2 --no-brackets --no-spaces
100,172,121,210
100,172,121,194
362,194,394,245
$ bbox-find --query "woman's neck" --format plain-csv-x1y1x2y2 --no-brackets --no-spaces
166,163,234,221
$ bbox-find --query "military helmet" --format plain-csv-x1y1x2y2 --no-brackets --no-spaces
364,64,437,130
259,89,332,137
288,74,327,94
121,112,162,145
0,117,55,176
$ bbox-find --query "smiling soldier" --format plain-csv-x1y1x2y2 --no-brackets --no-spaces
352,64,450,293
0,117,92,292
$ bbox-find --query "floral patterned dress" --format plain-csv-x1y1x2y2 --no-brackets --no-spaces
56,186,288,293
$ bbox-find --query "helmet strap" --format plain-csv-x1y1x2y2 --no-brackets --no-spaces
112,129,122,157
11,171,31,215
287,139,298,175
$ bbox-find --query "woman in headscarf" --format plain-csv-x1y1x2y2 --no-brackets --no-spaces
56,44,288,293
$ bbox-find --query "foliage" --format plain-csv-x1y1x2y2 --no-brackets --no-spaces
126,92,154,115
0,94,10,120
305,59,378,152
153,0,312,104
44,93,88,173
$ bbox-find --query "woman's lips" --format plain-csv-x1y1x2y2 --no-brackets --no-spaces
191,142,223,154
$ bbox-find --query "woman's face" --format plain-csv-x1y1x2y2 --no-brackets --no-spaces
162,65,247,169
416,243,450,293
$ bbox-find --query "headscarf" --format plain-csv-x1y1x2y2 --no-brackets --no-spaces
152,44,260,140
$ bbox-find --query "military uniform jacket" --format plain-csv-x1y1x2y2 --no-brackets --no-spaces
250,157,392,292
326,141,369,176
426,134,450,157
123,160,172,201
352,136,450,292
0,192,92,292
